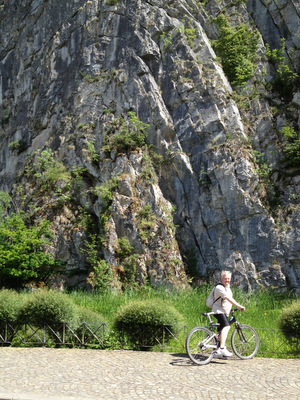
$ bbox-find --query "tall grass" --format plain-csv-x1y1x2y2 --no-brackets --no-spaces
68,286,296,330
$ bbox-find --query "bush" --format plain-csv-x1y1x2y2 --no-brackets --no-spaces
280,126,300,168
213,15,259,86
266,38,298,99
0,210,62,288
279,300,300,342
113,299,185,347
20,290,76,325
74,306,108,345
75,306,106,324
102,112,148,155
0,289,23,324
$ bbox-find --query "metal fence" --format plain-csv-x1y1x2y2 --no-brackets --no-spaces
0,322,299,357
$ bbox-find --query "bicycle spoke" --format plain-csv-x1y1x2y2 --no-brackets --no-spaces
186,327,216,365
231,324,259,359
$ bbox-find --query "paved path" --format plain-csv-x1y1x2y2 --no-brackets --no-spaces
0,348,299,400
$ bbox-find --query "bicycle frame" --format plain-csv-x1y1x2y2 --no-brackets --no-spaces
186,308,259,365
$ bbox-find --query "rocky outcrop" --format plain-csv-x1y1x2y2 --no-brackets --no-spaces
0,0,299,293
247,0,300,67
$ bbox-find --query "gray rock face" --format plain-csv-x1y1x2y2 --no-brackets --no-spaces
0,0,299,293
247,0,300,67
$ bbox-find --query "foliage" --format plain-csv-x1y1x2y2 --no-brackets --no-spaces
102,112,149,155
0,289,23,324
83,234,113,291
70,167,87,190
113,299,185,347
266,38,298,99
161,31,173,51
75,305,106,324
33,149,71,191
213,15,259,86
252,150,271,181
9,140,26,154
0,191,11,220
137,204,156,243
0,210,62,288
87,141,100,164
280,126,300,167
20,290,76,325
116,237,140,287
1,288,296,356
21,149,74,208
140,149,157,183
121,254,140,286
183,17,197,47
17,150,88,212
73,306,108,345
94,176,119,209
137,204,153,220
279,300,300,342
117,237,134,259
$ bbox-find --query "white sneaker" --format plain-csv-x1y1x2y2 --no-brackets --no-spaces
219,347,233,357
214,348,224,358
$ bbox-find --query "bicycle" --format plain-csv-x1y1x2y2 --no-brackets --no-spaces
186,308,259,365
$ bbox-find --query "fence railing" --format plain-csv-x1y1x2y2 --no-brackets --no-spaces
0,322,299,357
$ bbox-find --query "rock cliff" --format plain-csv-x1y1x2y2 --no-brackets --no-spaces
0,0,299,293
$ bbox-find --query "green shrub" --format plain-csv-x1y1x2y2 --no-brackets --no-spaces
113,299,185,347
280,126,300,167
213,15,259,86
279,300,300,342
83,234,113,291
266,38,298,99
74,306,108,345
0,209,62,288
75,306,106,324
102,112,148,155
20,290,76,325
0,289,23,324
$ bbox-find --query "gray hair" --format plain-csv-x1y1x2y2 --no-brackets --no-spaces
221,270,232,279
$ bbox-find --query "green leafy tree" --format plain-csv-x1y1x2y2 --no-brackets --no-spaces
0,209,61,288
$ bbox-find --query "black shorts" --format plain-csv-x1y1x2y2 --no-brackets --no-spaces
213,313,230,332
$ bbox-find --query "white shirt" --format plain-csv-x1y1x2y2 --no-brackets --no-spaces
212,284,233,316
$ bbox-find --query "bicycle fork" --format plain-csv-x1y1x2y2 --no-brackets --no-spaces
235,324,247,343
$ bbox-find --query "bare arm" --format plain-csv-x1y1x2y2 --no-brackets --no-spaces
224,296,245,311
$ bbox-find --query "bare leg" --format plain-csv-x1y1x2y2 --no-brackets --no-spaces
219,325,230,348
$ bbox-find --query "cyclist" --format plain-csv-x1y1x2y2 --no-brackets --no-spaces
213,270,245,357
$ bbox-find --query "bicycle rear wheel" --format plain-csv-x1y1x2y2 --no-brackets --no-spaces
186,326,217,365
231,324,259,359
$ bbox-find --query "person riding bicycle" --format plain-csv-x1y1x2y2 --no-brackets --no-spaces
213,270,245,357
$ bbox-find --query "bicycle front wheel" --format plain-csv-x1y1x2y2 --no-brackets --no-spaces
186,326,217,365
231,324,259,359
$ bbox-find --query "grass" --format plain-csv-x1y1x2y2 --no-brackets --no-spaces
68,285,296,328
67,286,299,357
1,286,298,357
